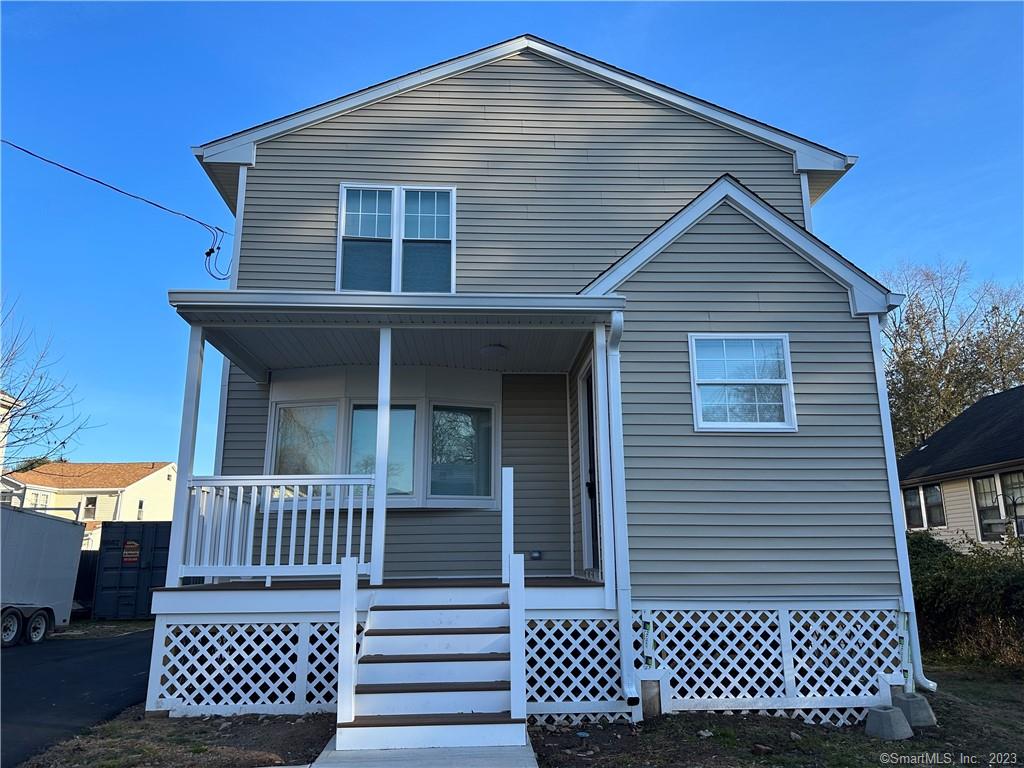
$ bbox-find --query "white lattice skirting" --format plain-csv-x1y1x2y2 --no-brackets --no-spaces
147,616,365,716
634,608,906,726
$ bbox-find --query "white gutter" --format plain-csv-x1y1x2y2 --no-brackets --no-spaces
606,310,640,707
869,314,937,692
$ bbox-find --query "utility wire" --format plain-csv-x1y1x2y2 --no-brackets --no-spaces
2,138,233,280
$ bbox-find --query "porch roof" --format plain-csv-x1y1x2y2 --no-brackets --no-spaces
169,290,624,382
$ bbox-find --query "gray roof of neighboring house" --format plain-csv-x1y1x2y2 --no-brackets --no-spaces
898,385,1024,483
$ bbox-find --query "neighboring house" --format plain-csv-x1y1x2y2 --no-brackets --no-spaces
898,386,1024,544
147,36,928,751
0,391,18,468
3,461,177,549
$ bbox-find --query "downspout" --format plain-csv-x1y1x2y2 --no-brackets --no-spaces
869,313,937,692
606,310,640,707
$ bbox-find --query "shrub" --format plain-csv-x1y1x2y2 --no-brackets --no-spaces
908,532,1024,668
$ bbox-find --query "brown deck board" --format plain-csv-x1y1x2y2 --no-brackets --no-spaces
156,575,602,592
337,712,524,728
355,681,510,694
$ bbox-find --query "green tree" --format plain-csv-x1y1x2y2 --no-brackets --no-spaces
882,259,1024,456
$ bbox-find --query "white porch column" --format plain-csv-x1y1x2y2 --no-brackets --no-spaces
592,324,617,610
165,325,205,587
369,327,392,585
605,310,639,707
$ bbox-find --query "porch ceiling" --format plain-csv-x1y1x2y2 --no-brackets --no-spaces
170,290,622,382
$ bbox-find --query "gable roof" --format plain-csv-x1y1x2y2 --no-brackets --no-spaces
7,461,174,491
579,174,898,316
898,386,1024,484
194,35,854,209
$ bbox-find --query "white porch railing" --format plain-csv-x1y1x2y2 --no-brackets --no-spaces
180,474,374,580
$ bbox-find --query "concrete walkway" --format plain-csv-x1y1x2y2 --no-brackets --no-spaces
311,742,539,767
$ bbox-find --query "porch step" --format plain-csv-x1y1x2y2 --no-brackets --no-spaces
362,627,510,656
335,713,527,750
371,586,507,605
371,606,509,629
356,681,510,694
372,603,510,611
355,687,511,716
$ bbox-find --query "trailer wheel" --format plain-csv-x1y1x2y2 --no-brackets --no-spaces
1,609,22,648
25,610,49,644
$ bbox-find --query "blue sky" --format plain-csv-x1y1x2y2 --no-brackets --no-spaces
2,2,1022,473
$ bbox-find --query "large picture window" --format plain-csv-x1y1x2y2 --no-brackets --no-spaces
430,405,493,497
339,184,454,294
688,334,796,431
272,404,338,475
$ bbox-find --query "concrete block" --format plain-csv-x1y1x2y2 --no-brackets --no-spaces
641,679,662,719
893,691,937,727
864,706,914,740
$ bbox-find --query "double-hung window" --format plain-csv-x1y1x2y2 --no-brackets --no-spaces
339,185,454,293
688,334,797,431
903,484,945,530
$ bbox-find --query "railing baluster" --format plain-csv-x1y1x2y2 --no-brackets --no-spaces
217,487,230,567
185,486,200,566
317,484,326,565
232,485,244,566
200,489,213,568
259,485,271,566
331,484,340,565
345,483,354,560
246,484,257,566
275,484,285,566
359,483,369,567
290,484,300,566
303,484,313,566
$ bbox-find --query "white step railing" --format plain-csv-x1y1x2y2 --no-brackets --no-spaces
180,474,373,580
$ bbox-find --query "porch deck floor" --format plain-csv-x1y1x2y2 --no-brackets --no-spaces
156,575,602,592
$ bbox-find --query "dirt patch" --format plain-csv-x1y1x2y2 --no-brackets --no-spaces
52,620,155,640
530,663,1024,768
18,704,334,768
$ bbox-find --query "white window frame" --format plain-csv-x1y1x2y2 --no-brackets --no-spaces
348,400,422,506
903,484,946,531
337,182,457,294
575,355,601,572
426,400,500,509
687,332,798,432
264,399,346,476
137,499,145,521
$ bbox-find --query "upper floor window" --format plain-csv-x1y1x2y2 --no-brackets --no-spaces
339,185,454,294
84,496,97,520
137,499,145,521
688,333,797,431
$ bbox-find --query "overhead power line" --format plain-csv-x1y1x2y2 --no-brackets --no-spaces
2,138,233,280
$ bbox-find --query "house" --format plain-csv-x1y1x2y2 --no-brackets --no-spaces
0,391,17,467
146,35,931,751
898,386,1024,544
3,461,177,549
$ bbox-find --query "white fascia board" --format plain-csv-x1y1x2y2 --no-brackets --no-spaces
195,36,849,174
581,176,891,316
168,290,626,315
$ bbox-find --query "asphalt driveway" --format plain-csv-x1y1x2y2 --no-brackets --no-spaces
1,628,153,768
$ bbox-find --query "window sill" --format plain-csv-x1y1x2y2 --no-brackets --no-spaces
693,424,799,433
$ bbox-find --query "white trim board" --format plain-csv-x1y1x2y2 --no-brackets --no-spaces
194,36,852,176
580,175,901,317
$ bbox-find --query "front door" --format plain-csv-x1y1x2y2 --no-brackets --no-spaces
580,368,600,571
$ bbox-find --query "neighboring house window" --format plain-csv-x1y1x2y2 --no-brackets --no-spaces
272,404,339,475
1000,470,1024,520
921,484,945,527
84,496,97,520
137,500,145,521
688,334,796,431
430,405,493,498
903,488,925,530
28,492,39,508
37,493,49,509
972,476,1003,542
348,405,416,495
339,185,455,294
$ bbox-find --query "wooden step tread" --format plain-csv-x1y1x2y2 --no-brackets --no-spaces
338,712,525,728
355,681,510,694
359,652,511,664
364,626,510,637
372,603,509,611
373,578,505,588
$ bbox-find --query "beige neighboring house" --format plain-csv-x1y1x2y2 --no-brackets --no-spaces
0,391,18,468
899,385,1024,544
3,461,177,549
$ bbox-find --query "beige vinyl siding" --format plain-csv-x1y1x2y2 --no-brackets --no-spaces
237,50,804,293
618,201,900,600
502,374,571,575
928,478,978,544
221,365,271,475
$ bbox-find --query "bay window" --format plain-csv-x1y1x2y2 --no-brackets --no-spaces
688,333,797,431
339,184,454,294
349,405,416,495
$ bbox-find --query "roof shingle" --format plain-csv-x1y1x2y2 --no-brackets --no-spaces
8,461,174,490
